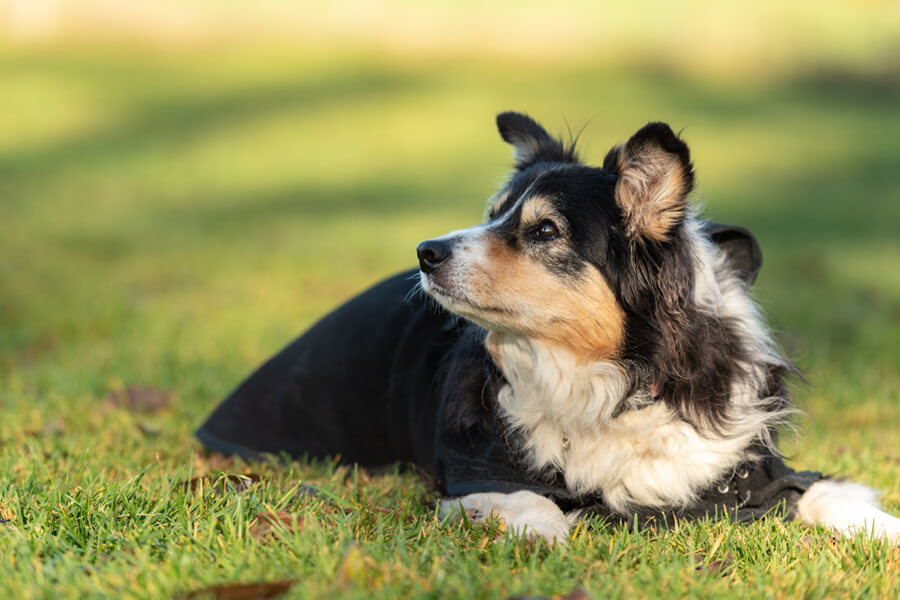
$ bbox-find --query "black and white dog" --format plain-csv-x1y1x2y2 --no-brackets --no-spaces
197,113,900,543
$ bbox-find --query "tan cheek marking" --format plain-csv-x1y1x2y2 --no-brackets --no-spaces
540,268,625,362
471,236,625,362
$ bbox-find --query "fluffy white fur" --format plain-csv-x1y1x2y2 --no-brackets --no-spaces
795,480,900,540
493,337,771,513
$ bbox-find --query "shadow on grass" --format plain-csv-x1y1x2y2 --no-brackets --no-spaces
0,67,424,183
1,58,898,362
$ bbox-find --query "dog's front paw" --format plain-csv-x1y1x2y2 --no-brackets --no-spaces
440,490,570,544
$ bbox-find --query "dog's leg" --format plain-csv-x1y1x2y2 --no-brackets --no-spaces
795,479,900,541
439,490,570,544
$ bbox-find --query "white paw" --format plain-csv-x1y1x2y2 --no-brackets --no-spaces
440,490,570,544
796,479,900,542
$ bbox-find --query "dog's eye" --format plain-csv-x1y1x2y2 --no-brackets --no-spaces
535,220,560,240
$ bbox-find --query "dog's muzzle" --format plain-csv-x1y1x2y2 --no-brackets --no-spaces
416,239,451,274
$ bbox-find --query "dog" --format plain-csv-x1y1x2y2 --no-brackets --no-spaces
197,112,900,544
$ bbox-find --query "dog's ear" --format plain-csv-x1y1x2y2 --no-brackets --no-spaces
705,222,763,286
604,122,694,242
496,112,576,169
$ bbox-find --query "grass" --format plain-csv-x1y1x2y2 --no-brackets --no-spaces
2,19,900,599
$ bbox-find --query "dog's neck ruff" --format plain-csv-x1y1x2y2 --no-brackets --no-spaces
488,332,782,512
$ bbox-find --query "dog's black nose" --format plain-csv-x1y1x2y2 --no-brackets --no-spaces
417,239,451,274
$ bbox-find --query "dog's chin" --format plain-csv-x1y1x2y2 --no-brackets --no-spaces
419,273,517,332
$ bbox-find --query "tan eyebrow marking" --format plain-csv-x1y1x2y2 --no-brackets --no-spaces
487,194,505,217
520,195,556,226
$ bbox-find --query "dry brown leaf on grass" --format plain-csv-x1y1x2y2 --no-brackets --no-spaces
560,589,592,600
250,510,306,541
176,579,295,600
104,385,172,412
694,552,736,576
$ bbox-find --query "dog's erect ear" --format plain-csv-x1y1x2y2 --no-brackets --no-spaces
496,112,576,169
604,122,694,242
705,222,764,286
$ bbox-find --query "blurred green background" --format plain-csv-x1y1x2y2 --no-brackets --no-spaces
1,0,899,482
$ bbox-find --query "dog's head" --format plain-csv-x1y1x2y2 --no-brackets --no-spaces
419,113,759,356
418,113,777,422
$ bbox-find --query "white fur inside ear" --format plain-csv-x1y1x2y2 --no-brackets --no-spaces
439,490,570,544
616,148,689,241
509,138,541,165
795,479,900,541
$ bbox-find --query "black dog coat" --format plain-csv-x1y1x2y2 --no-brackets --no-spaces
197,230,822,526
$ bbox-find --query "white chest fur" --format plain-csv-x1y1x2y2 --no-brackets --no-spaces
490,332,777,513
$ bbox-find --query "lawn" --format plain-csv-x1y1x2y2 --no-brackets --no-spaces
2,12,900,599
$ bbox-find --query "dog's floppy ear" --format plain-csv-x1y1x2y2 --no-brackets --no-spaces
496,112,576,169
604,122,694,242
705,222,763,286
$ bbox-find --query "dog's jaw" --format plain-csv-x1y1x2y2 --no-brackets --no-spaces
419,271,519,334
